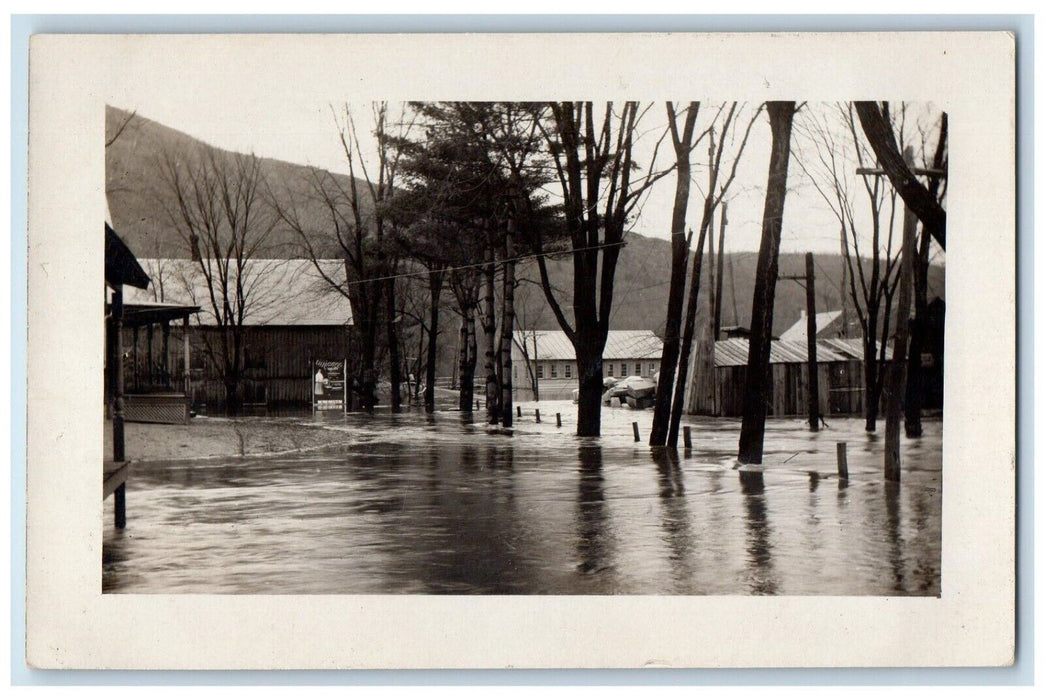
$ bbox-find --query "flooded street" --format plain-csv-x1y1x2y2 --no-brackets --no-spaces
103,403,941,595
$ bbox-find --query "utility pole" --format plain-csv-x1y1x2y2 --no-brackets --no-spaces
779,252,820,432
883,153,918,481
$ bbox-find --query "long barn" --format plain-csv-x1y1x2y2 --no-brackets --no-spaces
510,330,663,402
119,259,353,414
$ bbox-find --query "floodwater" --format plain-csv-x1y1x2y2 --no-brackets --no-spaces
103,402,941,595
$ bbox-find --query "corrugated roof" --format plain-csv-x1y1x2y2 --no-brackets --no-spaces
818,337,893,362
513,330,663,361
778,310,843,342
713,338,853,368
125,259,353,326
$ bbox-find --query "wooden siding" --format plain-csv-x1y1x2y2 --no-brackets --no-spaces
120,324,350,411
711,359,888,418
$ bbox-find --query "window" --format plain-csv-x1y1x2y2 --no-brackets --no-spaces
649,363,656,376
565,364,572,378
551,363,558,379
607,363,614,377
536,364,544,379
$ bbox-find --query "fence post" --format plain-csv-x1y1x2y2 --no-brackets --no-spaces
683,426,692,449
633,422,640,442
836,442,849,481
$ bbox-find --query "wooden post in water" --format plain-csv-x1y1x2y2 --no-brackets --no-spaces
683,426,693,449
633,422,640,442
556,413,562,428
804,252,820,432
535,408,541,423
884,148,918,483
836,442,849,481
517,405,522,418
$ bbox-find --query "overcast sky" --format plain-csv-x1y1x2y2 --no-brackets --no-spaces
108,97,944,260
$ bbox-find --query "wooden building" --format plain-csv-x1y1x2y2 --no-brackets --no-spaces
706,337,894,418
511,330,663,401
120,259,353,414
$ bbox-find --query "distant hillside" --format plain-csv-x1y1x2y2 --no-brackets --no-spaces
105,106,944,338
514,236,944,337
105,105,375,259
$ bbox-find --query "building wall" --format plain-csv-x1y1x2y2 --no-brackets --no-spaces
509,349,660,402
121,324,350,412
712,359,891,418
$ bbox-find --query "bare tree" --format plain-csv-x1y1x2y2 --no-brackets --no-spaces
270,102,414,412
156,145,279,414
648,101,701,446
535,101,673,437
793,102,907,431
667,103,763,446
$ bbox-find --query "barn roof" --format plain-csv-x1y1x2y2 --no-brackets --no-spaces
513,330,663,361
123,259,353,326
713,337,893,367
778,310,843,342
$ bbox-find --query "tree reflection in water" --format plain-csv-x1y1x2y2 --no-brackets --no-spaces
740,470,776,595
575,444,611,576
884,481,906,594
652,447,697,591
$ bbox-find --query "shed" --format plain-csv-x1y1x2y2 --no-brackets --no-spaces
709,337,893,418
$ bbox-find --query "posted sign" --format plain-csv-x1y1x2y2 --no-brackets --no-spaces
312,359,347,413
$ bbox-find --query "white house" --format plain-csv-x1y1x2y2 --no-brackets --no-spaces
510,330,663,401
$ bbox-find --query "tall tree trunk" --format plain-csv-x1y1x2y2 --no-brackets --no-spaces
483,244,499,424
466,309,478,405
649,102,698,446
424,269,444,413
713,203,728,340
500,221,516,428
668,125,718,445
574,329,607,437
737,102,796,465
458,307,473,412
386,279,402,413
668,227,709,446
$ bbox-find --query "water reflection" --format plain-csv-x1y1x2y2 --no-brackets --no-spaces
103,412,941,595
575,444,612,577
884,481,906,594
653,448,696,590
740,470,776,595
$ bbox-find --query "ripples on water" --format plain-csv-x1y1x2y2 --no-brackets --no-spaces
103,405,941,595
